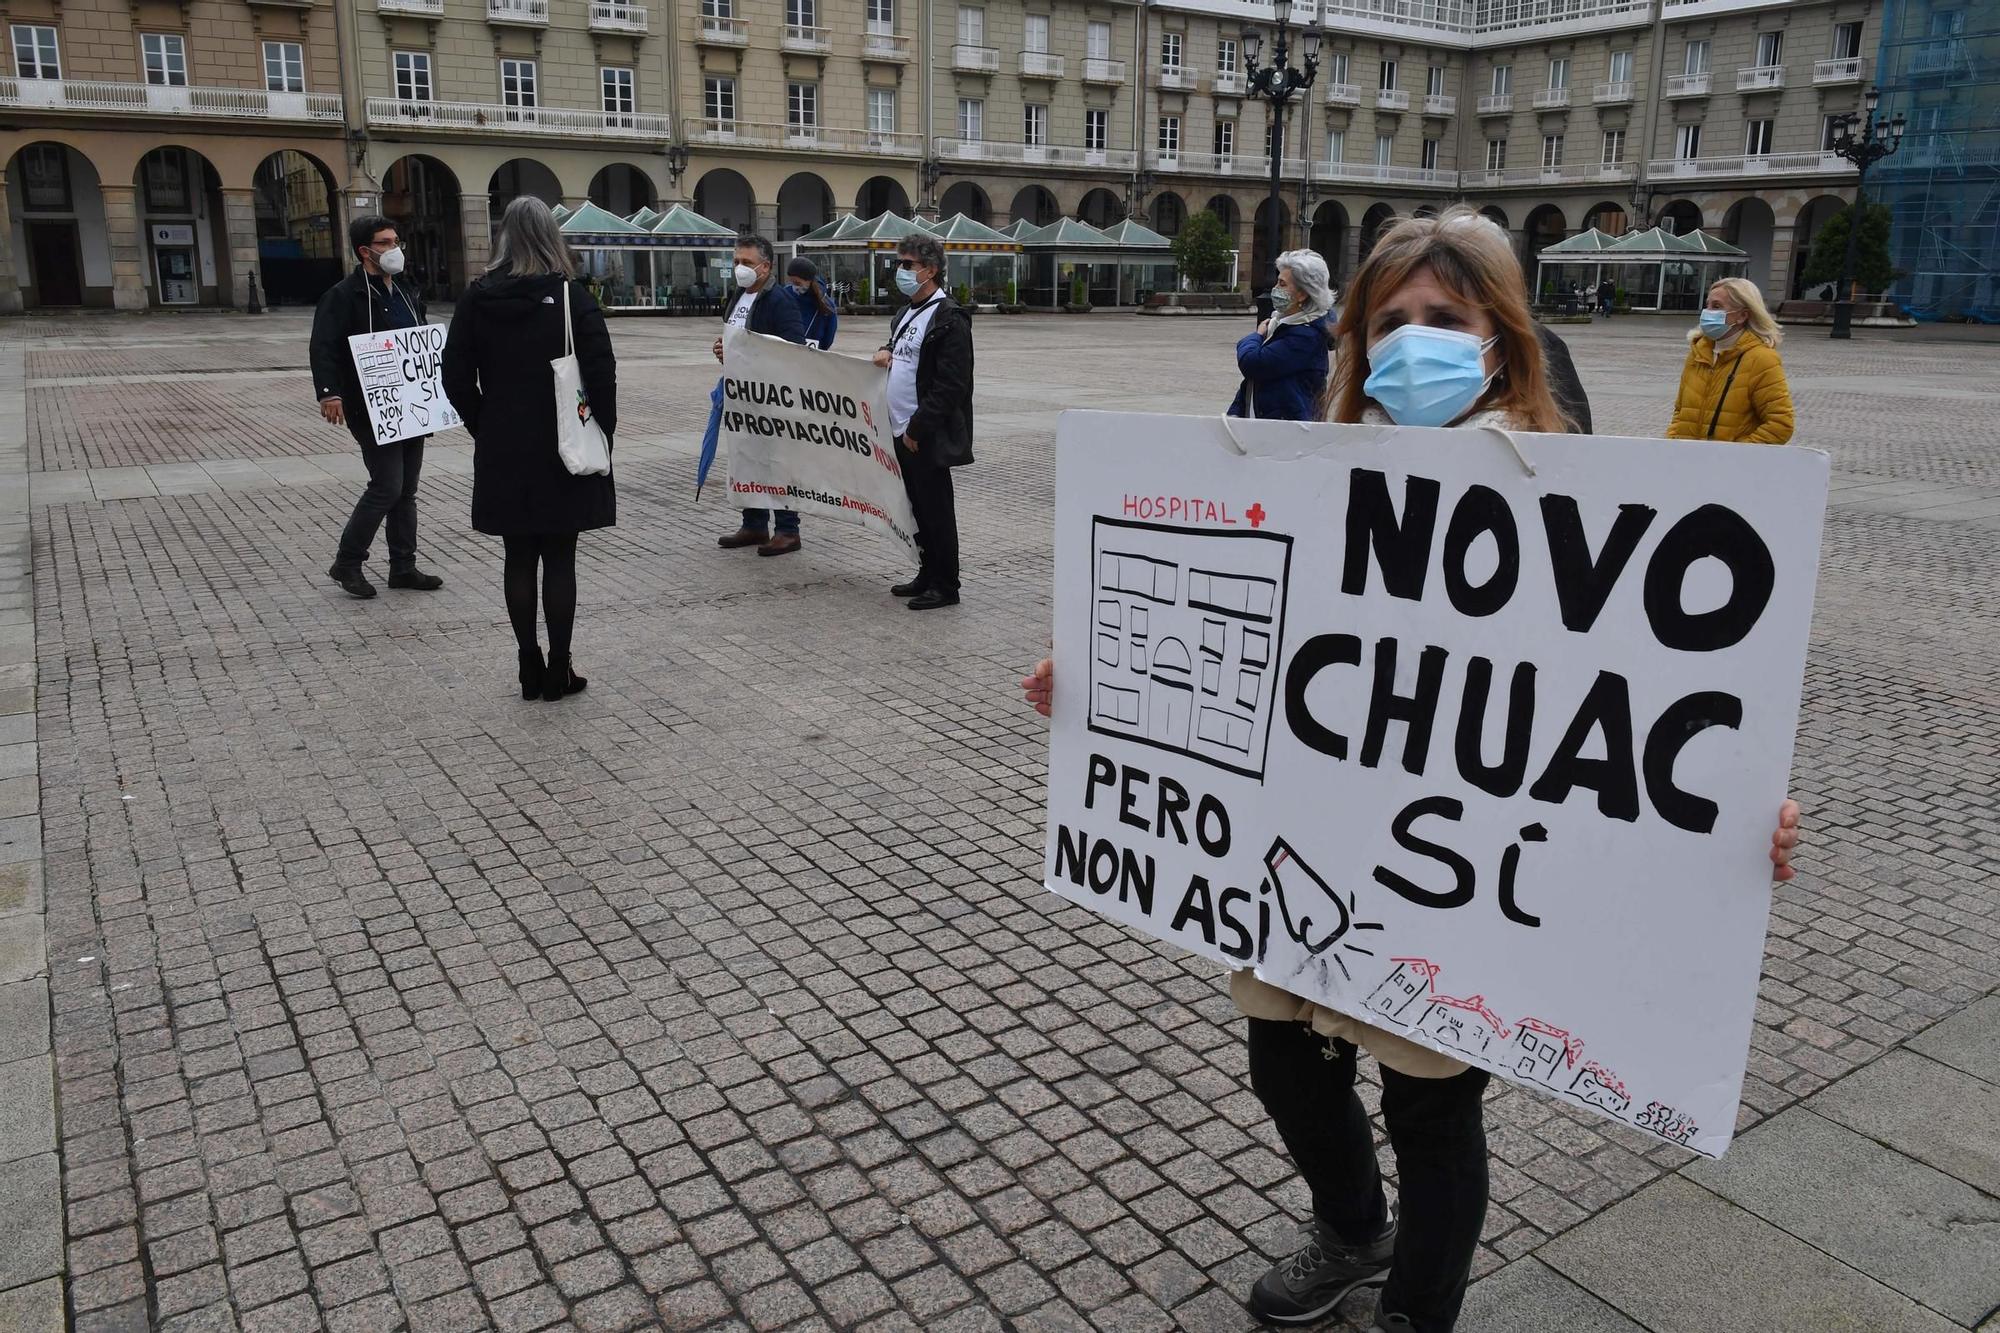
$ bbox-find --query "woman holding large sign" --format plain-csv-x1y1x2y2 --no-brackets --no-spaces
1022,208,1805,1333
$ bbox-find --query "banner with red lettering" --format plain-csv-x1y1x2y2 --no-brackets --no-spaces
1041,411,1829,1156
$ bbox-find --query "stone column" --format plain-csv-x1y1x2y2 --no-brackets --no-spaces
219,187,261,311
0,172,21,314
1341,222,1362,285
99,184,151,311
1765,228,1797,304
754,203,779,238
460,194,492,287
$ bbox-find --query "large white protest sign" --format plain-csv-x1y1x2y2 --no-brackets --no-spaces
720,326,917,558
1044,412,1828,1157
347,324,462,446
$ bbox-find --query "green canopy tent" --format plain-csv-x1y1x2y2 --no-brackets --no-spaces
1098,218,1178,306
1594,227,1749,312
926,213,1024,304
1532,227,1619,305
793,211,931,306
560,201,737,313
625,205,662,230
1018,217,1123,307
549,203,572,225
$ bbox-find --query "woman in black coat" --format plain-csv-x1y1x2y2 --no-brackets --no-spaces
442,197,617,702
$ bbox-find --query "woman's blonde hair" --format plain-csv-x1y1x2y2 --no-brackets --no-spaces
1694,276,1783,348
1325,205,1570,432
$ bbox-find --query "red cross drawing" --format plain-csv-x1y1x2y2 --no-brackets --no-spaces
1245,503,1267,529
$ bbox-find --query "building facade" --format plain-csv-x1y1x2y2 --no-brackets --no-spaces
4,0,1876,309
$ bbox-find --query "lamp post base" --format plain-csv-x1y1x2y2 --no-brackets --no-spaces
1830,299,1853,340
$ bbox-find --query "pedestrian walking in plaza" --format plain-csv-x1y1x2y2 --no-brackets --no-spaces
1228,249,1334,420
714,234,807,556
310,214,446,600
1022,207,1804,1333
1597,275,1616,317
786,257,840,349
1667,278,1795,444
441,197,617,703
873,233,973,611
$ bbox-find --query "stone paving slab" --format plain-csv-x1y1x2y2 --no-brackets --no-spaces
1687,1107,2000,1326
0,978,50,1064
0,1052,55,1164
0,1153,61,1292
1541,1175,1965,1333
1455,1257,1645,1332
0,1276,63,1333
1808,1051,2000,1196
1907,995,2000,1085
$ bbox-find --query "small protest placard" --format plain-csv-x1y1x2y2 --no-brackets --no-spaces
1043,412,1829,1157
347,324,462,447
720,326,917,559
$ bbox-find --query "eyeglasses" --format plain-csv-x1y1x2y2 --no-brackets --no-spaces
896,259,923,270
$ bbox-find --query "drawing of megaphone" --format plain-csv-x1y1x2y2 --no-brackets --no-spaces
1262,836,1381,973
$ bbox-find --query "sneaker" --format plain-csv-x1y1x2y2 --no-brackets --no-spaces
327,564,376,599
1248,1218,1396,1326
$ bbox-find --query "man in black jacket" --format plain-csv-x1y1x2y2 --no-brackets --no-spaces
873,234,973,610
310,215,445,599
714,234,808,557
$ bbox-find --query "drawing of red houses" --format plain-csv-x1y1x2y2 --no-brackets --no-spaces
1567,1060,1631,1116
1510,1018,1583,1085
1416,993,1509,1058
1366,958,1440,1024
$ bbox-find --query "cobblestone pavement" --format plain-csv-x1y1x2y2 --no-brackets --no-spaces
3,308,1996,1333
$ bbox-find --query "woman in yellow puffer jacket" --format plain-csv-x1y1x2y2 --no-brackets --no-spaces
1666,277,1795,444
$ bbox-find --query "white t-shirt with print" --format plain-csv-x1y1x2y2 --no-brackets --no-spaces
726,289,756,329
887,296,943,438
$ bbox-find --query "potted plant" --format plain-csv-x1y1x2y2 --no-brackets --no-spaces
1063,274,1093,314
1002,278,1024,313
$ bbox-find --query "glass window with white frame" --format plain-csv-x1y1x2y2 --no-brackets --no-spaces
1831,22,1862,58
705,75,736,126
866,0,892,31
787,0,814,27
1214,119,1234,159
263,40,303,93
1327,128,1345,162
957,96,982,139
1024,13,1048,54
1375,134,1393,165
1755,30,1781,67
1744,118,1773,155
1379,57,1398,90
1609,50,1632,84
1023,102,1047,145
1085,107,1107,151
1158,115,1180,154
957,6,983,44
1491,62,1510,94
1421,137,1439,170
142,33,188,86
1161,31,1181,70
1601,128,1625,163
1821,114,1843,150
1087,21,1110,59
1427,64,1445,96
701,0,732,18
602,66,634,116
1486,137,1506,170
1542,133,1563,167
1547,57,1569,89
788,81,817,129
1676,122,1701,158
867,87,896,134
1218,38,1237,73
394,50,431,101
13,25,60,80
1326,51,1349,84
501,58,536,108
1684,39,1709,75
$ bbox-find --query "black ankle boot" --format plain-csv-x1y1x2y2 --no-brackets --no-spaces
518,647,545,700
542,653,587,702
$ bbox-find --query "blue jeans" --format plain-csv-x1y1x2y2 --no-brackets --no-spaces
741,508,800,536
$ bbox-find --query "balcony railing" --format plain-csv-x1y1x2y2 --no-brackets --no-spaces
1477,91,1513,113
1312,160,1455,187
1325,82,1361,105
1593,79,1633,103
1376,87,1411,109
1470,0,1652,41
1665,72,1711,97
782,24,830,52
941,138,1138,171
1424,92,1456,114
1212,69,1248,95
365,97,669,138
862,30,912,60
1484,161,1636,185
1532,86,1571,108
378,0,444,13
1156,150,1305,177
1158,64,1199,90
952,44,999,72
1020,50,1064,78
487,0,548,25
1736,64,1786,91
0,77,342,120
697,15,749,45
588,1,646,32
698,120,921,154
1813,57,1864,84
1646,149,1856,180
1082,57,1126,84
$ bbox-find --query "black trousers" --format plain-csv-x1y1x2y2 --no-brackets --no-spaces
898,440,960,595
335,436,426,573
1247,1018,1490,1333
501,533,579,657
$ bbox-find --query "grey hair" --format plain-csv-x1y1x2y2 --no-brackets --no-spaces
1276,249,1334,320
488,195,576,279
736,233,775,265
896,234,946,277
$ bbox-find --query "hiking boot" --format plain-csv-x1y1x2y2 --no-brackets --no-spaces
1248,1217,1396,1325
387,568,444,590
757,534,802,557
327,565,376,599
717,527,767,549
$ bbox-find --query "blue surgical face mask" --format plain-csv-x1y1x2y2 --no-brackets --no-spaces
1363,325,1500,428
895,267,923,298
1699,308,1732,339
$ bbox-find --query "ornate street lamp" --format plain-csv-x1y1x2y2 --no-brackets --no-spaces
664,143,691,196
1125,168,1157,221
1826,85,1905,340
1243,0,1320,308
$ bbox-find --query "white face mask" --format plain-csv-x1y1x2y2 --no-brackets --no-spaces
733,263,760,290
375,246,406,276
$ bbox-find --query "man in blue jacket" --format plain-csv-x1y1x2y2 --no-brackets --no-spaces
713,234,808,556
